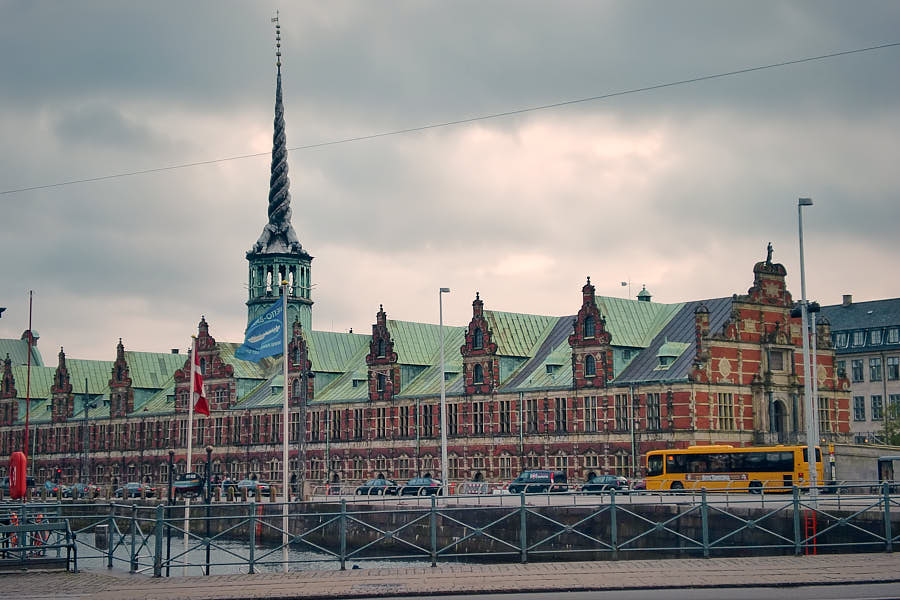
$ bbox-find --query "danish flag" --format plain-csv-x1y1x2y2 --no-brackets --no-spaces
191,340,210,416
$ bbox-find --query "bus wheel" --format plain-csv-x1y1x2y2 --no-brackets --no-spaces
670,481,684,490
749,481,762,494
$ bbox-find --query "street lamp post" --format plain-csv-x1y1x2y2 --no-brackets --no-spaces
205,445,213,575
439,287,450,496
81,378,97,484
798,197,819,496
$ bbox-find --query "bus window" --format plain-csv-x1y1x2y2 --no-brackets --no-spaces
802,448,823,462
647,455,664,477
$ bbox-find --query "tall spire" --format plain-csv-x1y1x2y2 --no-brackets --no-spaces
249,12,304,256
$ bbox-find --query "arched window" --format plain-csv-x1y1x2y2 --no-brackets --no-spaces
294,346,301,364
473,364,484,384
473,328,484,350
585,354,596,377
292,378,302,398
377,339,386,358
583,315,596,339
199,358,207,375
377,373,386,392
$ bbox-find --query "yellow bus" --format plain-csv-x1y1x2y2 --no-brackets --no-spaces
645,445,824,493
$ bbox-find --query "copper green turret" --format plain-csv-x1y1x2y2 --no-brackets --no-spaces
246,15,313,336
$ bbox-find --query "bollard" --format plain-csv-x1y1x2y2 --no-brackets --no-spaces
214,487,221,502
227,486,235,502
519,493,528,564
269,485,277,502
430,494,437,567
700,488,710,558
240,487,248,502
153,504,164,577
41,487,48,501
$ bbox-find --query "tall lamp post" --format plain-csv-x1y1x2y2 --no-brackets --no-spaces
798,197,819,496
81,378,97,484
439,287,450,496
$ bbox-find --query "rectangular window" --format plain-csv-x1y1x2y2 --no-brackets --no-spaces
214,417,223,445
717,393,735,431
526,398,538,433
310,411,321,441
422,404,434,437
872,395,884,421
818,397,832,433
252,415,261,443
499,455,512,479
331,410,342,441
769,350,784,371
890,394,900,419
888,356,899,381
400,405,410,436
584,396,597,433
834,332,849,348
554,397,567,433
646,392,661,430
889,328,900,344
852,331,865,346
232,417,242,444
614,394,628,430
353,408,364,440
472,401,485,434
376,407,386,439
853,396,866,422
398,456,410,479
836,360,846,379
851,359,864,382
872,330,883,345
178,420,187,447
499,400,511,434
870,357,883,382
448,403,458,436
272,414,281,443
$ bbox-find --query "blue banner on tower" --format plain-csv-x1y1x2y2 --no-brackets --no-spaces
235,300,285,361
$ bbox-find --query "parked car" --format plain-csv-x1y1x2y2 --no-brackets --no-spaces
631,479,646,491
236,479,271,498
355,478,399,496
71,482,102,499
173,472,206,498
400,477,444,496
582,474,630,494
1,475,36,494
508,470,569,494
43,480,72,497
115,482,155,498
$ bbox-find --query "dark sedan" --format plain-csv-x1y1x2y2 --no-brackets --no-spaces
400,477,443,496
582,474,630,494
355,478,399,496
115,482,156,498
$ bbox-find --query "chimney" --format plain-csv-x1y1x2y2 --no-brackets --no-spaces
842,294,852,307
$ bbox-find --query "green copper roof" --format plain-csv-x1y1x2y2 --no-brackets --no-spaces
0,338,44,367
596,296,684,348
312,340,374,403
485,310,558,357
308,331,369,373
392,327,467,397
125,351,186,389
388,320,466,366
657,341,691,357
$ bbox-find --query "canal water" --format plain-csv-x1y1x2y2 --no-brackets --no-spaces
73,536,432,575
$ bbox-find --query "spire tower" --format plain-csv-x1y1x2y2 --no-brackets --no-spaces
246,13,313,334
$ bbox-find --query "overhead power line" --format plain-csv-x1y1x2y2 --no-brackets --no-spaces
2,41,898,197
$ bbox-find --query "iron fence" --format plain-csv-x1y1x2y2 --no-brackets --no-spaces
1,483,898,577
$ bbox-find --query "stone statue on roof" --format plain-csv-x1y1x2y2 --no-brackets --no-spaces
766,242,773,265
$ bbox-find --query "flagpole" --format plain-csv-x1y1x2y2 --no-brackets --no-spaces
23,291,33,462
281,281,290,572
184,335,197,575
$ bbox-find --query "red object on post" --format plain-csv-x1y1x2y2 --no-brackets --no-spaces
9,451,27,499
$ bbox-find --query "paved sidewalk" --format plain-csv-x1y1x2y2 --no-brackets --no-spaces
4,554,900,599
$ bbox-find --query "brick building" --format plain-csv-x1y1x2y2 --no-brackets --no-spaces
0,33,852,489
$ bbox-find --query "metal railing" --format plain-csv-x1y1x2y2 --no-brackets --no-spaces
1,483,898,577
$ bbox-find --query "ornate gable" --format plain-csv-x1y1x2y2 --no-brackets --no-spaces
109,338,134,418
50,347,74,423
287,318,314,406
365,305,400,401
568,277,613,389
174,316,235,413
1,355,17,426
461,293,498,395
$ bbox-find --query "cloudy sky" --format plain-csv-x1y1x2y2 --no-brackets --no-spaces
1,1,899,362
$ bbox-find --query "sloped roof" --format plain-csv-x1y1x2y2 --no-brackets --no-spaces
308,331,369,373
820,298,900,331
501,316,574,391
216,342,281,378
124,351,186,389
0,338,44,367
596,296,684,348
390,327,467,397
616,297,732,384
486,310,558,357
388,320,466,366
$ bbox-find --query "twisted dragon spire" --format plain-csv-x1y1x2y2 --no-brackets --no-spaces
249,13,303,256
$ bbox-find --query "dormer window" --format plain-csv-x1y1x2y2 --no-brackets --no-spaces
834,332,849,348
583,315,595,339
546,364,556,375
473,328,484,350
871,330,883,345
658,356,674,368
473,363,484,384
377,339,386,358
585,355,596,377
889,328,900,344
852,331,865,347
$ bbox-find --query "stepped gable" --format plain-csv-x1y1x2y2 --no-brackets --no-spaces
366,305,400,401
173,316,234,413
569,277,614,389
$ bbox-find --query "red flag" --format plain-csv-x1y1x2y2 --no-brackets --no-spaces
192,343,210,416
